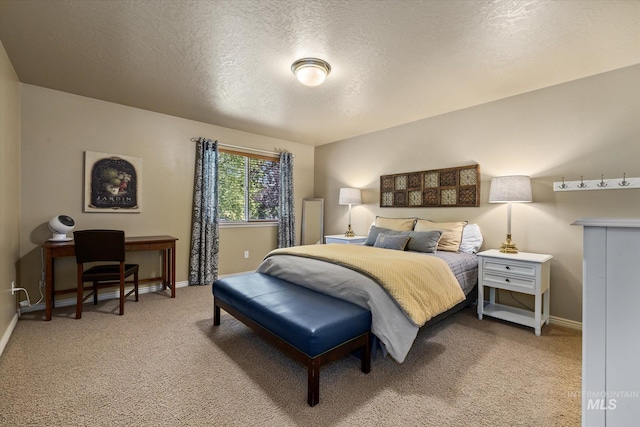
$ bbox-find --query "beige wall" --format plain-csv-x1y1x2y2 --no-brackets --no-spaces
19,85,314,304
0,41,21,351
315,64,640,323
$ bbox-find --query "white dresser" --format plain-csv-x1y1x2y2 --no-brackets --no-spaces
573,218,640,426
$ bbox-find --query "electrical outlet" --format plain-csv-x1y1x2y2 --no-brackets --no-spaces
11,281,16,295
244,251,249,259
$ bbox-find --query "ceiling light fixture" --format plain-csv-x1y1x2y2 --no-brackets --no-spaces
291,57,331,87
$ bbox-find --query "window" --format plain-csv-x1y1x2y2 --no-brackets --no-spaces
218,149,280,223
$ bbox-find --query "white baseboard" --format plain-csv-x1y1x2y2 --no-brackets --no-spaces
549,315,582,331
18,281,189,314
0,312,19,357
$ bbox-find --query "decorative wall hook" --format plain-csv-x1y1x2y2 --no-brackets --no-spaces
619,173,630,187
597,175,608,188
577,176,588,188
559,177,568,189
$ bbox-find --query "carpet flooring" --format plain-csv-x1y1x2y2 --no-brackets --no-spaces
0,285,581,426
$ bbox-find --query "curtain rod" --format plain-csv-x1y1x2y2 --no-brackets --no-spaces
190,137,280,157
219,143,280,157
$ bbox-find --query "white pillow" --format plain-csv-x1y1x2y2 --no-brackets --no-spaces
459,224,483,254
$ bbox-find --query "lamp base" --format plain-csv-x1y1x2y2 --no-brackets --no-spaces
499,234,519,253
344,225,355,237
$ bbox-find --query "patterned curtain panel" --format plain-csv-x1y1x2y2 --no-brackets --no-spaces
189,138,219,285
278,152,295,248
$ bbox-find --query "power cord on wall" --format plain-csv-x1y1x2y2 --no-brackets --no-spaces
37,247,45,304
12,248,46,310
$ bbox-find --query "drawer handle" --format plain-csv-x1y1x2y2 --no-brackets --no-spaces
505,278,510,283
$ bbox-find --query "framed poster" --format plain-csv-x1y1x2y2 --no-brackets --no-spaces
84,151,142,213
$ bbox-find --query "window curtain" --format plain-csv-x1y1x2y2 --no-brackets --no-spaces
278,152,295,248
189,137,219,286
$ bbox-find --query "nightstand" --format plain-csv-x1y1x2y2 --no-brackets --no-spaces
477,249,553,336
324,235,367,245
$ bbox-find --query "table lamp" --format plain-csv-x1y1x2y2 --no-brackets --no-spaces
338,188,361,237
489,175,532,253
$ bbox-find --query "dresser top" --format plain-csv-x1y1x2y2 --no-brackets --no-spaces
572,218,640,228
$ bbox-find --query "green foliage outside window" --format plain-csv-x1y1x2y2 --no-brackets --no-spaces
218,152,245,221
219,151,280,222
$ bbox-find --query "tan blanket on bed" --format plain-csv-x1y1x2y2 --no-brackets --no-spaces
266,244,466,326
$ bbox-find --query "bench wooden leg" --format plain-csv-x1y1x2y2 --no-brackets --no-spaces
307,358,320,407
362,333,371,374
306,333,370,407
213,300,221,326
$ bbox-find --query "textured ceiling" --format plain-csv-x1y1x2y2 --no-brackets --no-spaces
1,0,639,146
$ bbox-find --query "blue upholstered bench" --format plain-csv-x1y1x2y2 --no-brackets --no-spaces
213,273,372,406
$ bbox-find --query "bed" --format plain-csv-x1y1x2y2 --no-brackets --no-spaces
256,218,481,363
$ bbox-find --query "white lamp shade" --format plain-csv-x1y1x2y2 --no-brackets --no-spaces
339,188,362,205
489,176,532,203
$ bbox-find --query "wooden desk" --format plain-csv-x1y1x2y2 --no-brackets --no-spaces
41,235,178,321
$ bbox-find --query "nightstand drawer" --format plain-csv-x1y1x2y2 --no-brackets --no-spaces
483,259,536,277
483,272,536,292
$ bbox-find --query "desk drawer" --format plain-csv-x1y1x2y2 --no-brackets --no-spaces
125,243,150,251
483,272,535,293
483,259,536,277
149,242,172,250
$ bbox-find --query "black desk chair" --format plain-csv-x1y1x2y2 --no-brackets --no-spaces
73,230,139,319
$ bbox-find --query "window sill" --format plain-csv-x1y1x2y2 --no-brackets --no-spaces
219,222,278,229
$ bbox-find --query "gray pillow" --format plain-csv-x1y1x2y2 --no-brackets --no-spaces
365,225,397,246
403,230,442,253
367,227,442,253
373,233,411,251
